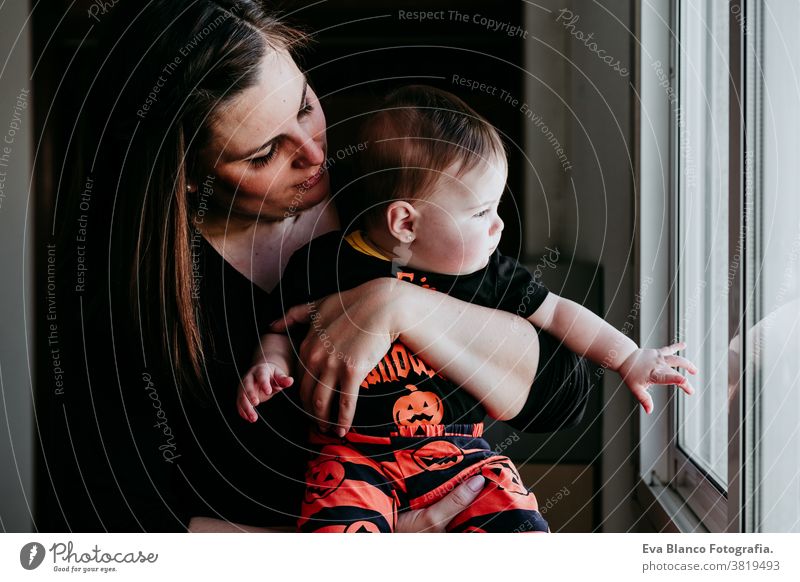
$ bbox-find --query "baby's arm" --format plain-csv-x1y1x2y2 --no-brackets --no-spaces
528,294,697,414
236,333,295,423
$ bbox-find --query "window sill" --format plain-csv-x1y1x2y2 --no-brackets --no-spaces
634,475,709,533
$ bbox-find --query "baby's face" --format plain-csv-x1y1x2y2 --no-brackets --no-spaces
410,157,507,275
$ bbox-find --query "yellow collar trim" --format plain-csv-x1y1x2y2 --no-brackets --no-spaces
344,230,391,261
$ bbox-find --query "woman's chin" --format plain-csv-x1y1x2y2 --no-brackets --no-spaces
286,175,331,214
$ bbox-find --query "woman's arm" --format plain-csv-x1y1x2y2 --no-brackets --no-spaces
272,278,540,435
386,283,541,420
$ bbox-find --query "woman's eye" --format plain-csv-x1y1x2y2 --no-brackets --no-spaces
473,209,489,218
249,144,277,168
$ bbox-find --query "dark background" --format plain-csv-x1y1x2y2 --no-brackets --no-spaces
32,0,602,531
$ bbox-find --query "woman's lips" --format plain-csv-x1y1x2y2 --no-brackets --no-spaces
296,166,325,191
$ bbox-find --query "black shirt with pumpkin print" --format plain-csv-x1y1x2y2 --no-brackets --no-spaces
278,230,551,435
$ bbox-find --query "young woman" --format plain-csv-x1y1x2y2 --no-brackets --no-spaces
49,0,589,532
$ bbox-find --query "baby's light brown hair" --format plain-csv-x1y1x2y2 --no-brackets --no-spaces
353,85,506,228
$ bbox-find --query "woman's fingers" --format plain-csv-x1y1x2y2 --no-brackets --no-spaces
270,302,315,333
395,475,486,532
312,371,337,433
333,371,360,437
288,284,393,436
298,367,317,420
664,354,698,375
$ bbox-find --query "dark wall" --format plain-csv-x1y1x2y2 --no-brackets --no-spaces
276,0,526,254
33,1,603,531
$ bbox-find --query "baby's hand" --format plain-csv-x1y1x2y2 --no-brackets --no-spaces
236,363,294,423
618,342,697,414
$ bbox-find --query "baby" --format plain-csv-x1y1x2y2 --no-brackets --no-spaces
237,85,697,533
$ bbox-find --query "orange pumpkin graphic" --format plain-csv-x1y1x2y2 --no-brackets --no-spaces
304,459,346,503
392,384,444,429
481,459,530,497
411,440,464,472
344,521,381,533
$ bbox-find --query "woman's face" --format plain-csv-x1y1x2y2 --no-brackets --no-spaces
198,49,329,221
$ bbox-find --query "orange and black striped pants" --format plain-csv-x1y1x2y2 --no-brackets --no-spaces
298,424,550,533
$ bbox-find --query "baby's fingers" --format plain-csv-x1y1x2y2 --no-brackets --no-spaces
241,374,263,406
652,365,695,395
257,371,293,403
664,355,698,375
658,341,687,355
634,387,654,415
236,390,258,423
253,368,274,399
275,371,294,389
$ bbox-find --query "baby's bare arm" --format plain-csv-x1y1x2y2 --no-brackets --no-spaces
528,293,697,413
529,293,638,369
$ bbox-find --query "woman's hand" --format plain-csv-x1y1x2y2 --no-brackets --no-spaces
395,475,485,532
187,516,292,533
188,476,485,533
273,277,544,430
271,278,405,436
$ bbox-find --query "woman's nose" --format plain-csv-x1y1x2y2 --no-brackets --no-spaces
292,132,325,168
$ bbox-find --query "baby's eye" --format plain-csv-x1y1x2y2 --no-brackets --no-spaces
299,98,314,116
473,209,489,218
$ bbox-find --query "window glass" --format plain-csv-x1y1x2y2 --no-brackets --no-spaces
675,0,730,489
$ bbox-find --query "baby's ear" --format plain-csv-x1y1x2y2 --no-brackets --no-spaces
385,200,418,243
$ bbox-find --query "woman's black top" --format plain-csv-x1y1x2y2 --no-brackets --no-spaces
42,235,589,531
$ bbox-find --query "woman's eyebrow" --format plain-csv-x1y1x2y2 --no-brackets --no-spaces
241,77,309,159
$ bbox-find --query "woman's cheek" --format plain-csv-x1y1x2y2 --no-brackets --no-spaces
243,168,294,205
215,166,257,197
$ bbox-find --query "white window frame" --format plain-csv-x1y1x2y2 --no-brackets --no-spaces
636,0,759,533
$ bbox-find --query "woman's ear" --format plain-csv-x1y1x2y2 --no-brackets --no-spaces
385,201,418,244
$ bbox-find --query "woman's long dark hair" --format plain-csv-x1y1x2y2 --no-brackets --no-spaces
80,1,306,398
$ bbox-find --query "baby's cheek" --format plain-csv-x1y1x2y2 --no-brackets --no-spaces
457,227,487,258
420,239,465,273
